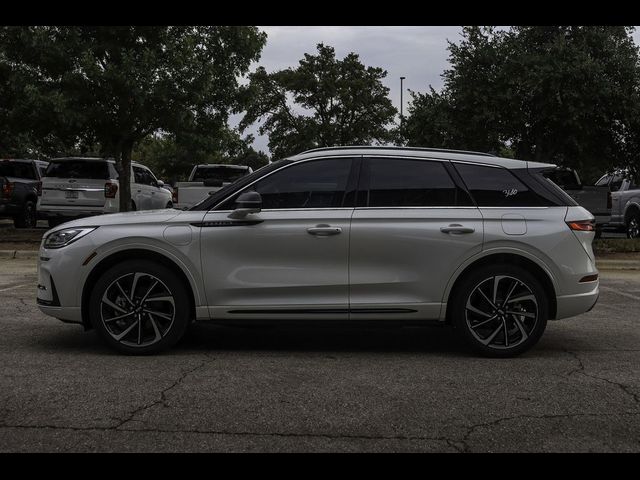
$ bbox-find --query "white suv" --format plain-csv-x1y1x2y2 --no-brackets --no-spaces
36,147,599,357
38,157,173,227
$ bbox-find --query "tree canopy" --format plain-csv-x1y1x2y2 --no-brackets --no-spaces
0,26,266,209
240,43,397,159
403,26,640,181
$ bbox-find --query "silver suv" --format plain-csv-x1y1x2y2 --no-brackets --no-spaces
36,147,599,357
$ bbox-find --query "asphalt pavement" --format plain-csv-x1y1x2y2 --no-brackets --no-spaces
1,256,640,452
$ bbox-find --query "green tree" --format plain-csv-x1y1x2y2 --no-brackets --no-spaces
0,26,266,210
404,26,640,181
240,43,398,159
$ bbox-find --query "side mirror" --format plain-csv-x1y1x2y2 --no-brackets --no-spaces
157,180,165,187
228,191,262,219
203,178,223,187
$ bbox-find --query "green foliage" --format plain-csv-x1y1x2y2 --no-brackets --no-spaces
240,43,398,159
404,26,640,179
0,26,266,209
133,130,270,184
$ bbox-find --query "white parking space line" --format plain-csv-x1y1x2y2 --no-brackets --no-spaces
599,285,640,302
0,283,32,293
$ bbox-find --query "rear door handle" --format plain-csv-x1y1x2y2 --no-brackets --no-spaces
307,225,342,236
440,224,475,234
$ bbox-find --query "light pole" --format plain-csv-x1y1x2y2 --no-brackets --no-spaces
400,76,406,134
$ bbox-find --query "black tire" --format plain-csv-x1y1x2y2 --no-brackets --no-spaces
626,211,640,239
88,259,190,355
166,202,173,209
13,200,37,228
47,218,65,229
450,264,549,358
130,200,137,211
594,228,602,240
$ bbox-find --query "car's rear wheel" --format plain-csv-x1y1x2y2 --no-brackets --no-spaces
450,264,548,357
88,260,190,354
13,200,37,228
626,211,640,239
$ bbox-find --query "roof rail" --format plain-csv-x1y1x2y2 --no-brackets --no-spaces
298,145,496,157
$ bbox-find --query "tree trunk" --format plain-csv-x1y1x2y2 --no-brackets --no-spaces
115,140,134,212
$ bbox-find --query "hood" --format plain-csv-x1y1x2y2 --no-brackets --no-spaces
46,208,183,232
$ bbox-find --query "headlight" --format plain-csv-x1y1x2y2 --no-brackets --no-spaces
44,227,97,249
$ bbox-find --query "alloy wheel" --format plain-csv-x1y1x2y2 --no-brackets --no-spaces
465,275,538,350
100,272,175,347
628,217,640,239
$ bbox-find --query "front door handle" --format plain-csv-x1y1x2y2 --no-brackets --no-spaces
307,225,342,236
440,224,475,234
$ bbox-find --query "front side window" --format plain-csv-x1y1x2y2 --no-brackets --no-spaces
455,163,553,207
363,157,471,207
217,158,353,210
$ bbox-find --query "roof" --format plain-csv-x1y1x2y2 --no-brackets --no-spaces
1,158,49,165
287,146,555,170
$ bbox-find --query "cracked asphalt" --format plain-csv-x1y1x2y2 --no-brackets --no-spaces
1,257,640,452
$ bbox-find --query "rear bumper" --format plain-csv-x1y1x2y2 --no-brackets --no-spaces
555,282,599,319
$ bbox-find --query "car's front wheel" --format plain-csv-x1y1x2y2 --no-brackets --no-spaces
88,260,190,354
13,200,37,228
450,264,548,357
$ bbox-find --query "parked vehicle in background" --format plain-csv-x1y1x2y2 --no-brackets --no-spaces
595,170,640,238
38,157,173,228
544,167,611,235
37,146,598,357
0,158,49,228
173,164,253,209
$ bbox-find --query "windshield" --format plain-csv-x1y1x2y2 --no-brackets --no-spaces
45,160,111,179
0,161,36,179
190,160,290,211
191,166,249,183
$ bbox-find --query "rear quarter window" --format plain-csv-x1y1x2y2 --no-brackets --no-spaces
454,163,554,207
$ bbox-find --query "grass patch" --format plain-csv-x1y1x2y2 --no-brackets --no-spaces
594,238,640,254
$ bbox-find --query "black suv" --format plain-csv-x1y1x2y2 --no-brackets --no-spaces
0,159,49,228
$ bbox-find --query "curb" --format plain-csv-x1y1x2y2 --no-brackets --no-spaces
0,250,39,260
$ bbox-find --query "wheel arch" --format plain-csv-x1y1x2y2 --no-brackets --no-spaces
80,248,197,329
443,251,558,322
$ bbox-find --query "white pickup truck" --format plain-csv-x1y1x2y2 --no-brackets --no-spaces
172,164,253,209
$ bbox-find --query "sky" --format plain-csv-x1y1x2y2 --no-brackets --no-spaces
236,26,640,154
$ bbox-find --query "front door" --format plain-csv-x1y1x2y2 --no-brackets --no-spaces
199,157,357,320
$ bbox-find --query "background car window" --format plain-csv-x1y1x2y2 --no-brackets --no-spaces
610,175,624,192
594,175,611,187
133,166,146,184
365,158,470,207
218,158,352,210
455,163,553,207
0,161,36,179
45,160,110,179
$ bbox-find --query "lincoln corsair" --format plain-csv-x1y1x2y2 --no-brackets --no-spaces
36,147,599,357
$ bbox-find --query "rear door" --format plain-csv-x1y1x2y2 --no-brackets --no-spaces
40,160,109,209
349,156,483,320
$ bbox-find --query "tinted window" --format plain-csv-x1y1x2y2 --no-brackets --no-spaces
595,175,611,187
0,161,36,179
365,158,469,207
218,159,352,210
610,175,624,192
192,166,248,183
455,163,552,207
544,169,581,190
45,160,110,179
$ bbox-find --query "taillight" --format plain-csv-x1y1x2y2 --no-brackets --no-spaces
566,220,595,232
172,188,178,204
104,182,118,198
607,191,612,209
36,181,42,196
2,181,14,199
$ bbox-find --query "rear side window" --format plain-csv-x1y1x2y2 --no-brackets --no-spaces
45,160,110,179
363,158,472,207
0,161,36,179
455,163,553,207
